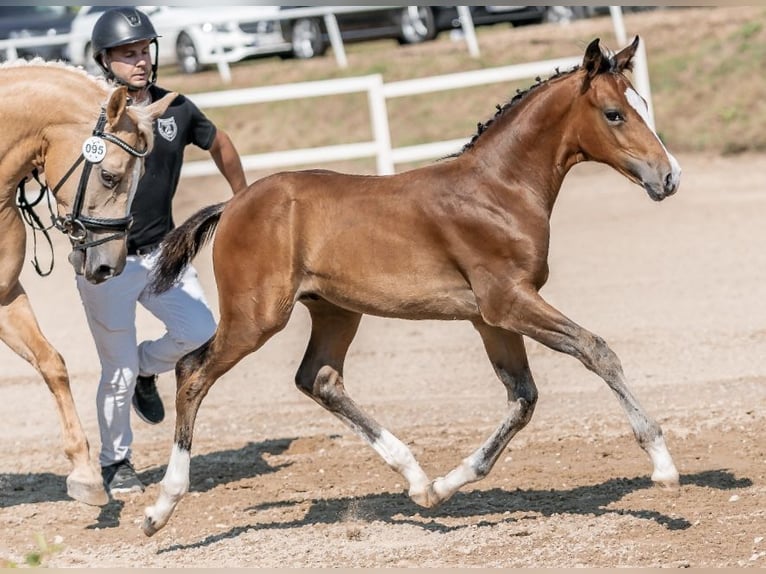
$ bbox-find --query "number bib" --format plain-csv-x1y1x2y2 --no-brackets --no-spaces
82,136,107,163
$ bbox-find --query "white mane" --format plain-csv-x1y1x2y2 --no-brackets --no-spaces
0,56,110,89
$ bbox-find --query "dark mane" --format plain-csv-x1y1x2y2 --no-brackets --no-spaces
449,64,580,158
449,43,627,159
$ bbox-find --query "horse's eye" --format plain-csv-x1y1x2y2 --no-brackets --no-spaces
605,110,625,123
99,169,120,189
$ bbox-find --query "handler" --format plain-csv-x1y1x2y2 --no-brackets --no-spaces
76,7,247,495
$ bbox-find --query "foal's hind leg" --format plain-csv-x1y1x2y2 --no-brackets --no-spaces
425,324,538,506
143,303,292,536
294,300,433,505
0,283,107,505
486,287,679,489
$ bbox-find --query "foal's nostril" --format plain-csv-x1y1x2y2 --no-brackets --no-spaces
664,173,678,196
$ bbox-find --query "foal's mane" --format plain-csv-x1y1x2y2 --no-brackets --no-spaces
451,65,577,158
452,45,625,157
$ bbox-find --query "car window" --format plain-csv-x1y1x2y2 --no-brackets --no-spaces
82,6,130,16
0,6,69,18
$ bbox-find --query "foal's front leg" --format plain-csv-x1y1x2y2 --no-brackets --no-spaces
143,335,233,536
491,288,679,489
143,305,291,537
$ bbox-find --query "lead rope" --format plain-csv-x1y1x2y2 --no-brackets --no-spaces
15,169,58,277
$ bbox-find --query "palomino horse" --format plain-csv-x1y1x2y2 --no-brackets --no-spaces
143,37,681,535
0,59,175,505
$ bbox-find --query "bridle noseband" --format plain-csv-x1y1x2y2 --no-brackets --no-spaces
51,106,149,250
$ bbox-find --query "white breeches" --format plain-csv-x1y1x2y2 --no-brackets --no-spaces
76,251,216,466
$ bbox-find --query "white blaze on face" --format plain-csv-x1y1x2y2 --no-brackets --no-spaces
625,87,682,183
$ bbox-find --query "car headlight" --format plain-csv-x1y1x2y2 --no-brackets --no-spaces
201,21,237,34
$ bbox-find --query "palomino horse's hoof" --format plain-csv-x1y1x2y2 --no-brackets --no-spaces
66,477,109,506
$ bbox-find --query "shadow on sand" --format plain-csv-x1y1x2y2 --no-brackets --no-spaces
0,437,752,542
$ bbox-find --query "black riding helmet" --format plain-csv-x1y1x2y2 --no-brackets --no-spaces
91,7,160,88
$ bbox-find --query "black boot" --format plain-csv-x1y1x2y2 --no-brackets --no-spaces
132,374,165,424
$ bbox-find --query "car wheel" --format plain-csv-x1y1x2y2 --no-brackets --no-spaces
290,18,326,59
176,32,202,74
397,6,436,45
543,6,589,24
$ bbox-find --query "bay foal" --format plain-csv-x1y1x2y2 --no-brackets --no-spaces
144,37,681,535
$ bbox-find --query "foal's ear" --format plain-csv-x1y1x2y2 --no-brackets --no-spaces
146,92,178,121
105,85,129,127
582,38,606,79
613,35,640,73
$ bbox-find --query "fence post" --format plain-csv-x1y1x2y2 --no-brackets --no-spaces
213,32,232,85
367,75,394,175
456,6,480,58
609,6,654,129
324,13,348,68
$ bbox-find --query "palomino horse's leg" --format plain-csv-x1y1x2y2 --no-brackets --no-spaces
0,282,107,505
492,288,679,489
423,324,538,507
143,303,292,536
294,300,433,505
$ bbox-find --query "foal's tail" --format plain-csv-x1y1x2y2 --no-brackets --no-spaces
148,202,227,295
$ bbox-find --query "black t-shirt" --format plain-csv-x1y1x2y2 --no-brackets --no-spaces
127,84,217,252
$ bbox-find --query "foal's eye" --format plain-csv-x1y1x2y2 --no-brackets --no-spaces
604,110,625,123
99,169,120,189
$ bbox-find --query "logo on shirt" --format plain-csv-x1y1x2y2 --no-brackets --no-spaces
157,117,177,142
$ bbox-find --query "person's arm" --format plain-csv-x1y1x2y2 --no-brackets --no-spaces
208,129,247,194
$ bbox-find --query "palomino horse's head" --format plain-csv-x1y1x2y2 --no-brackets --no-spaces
47,86,175,283
572,36,681,201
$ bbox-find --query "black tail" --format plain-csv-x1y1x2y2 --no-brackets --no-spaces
148,202,227,294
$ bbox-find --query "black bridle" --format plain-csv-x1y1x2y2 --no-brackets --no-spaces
16,106,149,275
53,107,149,249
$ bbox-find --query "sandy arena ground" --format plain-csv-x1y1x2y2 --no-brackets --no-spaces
1,152,765,567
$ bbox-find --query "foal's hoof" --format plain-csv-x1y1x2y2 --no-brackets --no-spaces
142,515,160,537
142,506,168,537
652,468,680,492
654,478,681,496
66,476,109,506
409,483,444,509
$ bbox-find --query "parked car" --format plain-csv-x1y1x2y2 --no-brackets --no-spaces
0,6,75,62
582,6,661,17
280,6,585,60
68,5,291,75
281,6,431,59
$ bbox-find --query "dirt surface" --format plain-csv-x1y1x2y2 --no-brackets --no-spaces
1,150,765,567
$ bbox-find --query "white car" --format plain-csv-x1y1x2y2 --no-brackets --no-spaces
68,5,292,75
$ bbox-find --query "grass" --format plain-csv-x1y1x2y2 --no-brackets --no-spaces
1,534,63,568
